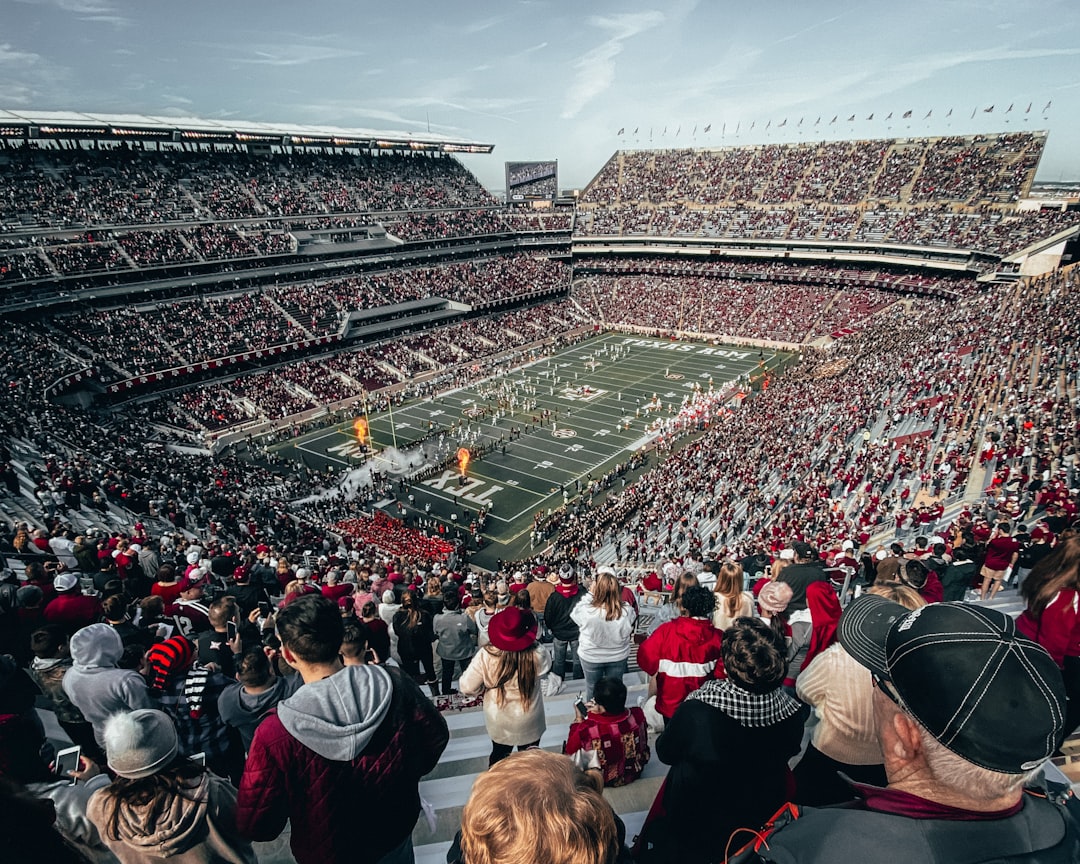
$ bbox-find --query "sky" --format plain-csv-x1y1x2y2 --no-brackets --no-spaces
2,0,1080,193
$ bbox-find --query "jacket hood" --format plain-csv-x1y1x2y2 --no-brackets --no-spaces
276,665,393,761
107,774,210,856
69,623,124,669
673,615,719,645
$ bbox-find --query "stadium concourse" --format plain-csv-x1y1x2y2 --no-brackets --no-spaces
0,115,1078,862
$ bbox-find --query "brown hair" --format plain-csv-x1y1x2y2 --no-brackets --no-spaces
485,644,540,711
591,572,623,621
1022,535,1080,618
460,749,619,864
670,571,700,610
712,560,746,618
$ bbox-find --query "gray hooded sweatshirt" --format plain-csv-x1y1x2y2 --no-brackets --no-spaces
62,623,152,748
275,664,393,761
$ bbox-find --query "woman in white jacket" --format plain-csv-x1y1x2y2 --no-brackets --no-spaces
459,606,551,766
571,569,637,701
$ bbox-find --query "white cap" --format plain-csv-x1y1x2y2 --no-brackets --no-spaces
779,549,795,561
841,540,854,551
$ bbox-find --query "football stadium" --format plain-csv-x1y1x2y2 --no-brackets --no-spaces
1,11,1080,863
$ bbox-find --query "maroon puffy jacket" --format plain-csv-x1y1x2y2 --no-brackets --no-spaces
236,665,448,864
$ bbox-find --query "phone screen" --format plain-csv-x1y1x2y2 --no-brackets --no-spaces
55,745,81,784
574,697,587,717
226,621,238,641
258,601,271,616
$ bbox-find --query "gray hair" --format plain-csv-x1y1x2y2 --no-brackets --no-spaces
917,724,1034,800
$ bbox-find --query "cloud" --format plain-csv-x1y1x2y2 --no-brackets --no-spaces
561,11,665,119
224,44,363,67
13,0,130,25
461,16,505,35
0,82,34,104
0,43,43,65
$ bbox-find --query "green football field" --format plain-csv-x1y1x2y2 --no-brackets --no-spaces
269,333,793,564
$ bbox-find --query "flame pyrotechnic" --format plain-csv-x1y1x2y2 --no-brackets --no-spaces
353,417,368,443
457,447,470,476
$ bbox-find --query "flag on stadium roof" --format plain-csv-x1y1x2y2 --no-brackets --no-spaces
704,123,711,132
984,104,994,112
902,110,912,118
1043,100,1052,112
846,114,855,121
924,110,932,119
617,127,624,135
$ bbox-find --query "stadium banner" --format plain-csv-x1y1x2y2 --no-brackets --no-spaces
505,160,558,203
104,335,343,394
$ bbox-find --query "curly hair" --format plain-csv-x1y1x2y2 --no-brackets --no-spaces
721,616,788,694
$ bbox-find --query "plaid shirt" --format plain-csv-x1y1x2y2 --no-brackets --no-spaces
565,706,651,787
157,666,233,760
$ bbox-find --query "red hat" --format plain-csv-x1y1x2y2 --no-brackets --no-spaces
487,607,538,652
146,636,195,693
177,572,207,593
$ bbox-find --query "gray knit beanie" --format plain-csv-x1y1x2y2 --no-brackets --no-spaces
104,709,179,779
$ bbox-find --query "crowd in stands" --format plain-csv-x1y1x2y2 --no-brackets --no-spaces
576,265,907,344
576,132,1079,256
582,132,1045,208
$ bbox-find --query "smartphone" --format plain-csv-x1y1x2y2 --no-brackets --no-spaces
573,694,587,717
257,601,272,617
55,745,81,785
190,751,206,767
226,621,238,641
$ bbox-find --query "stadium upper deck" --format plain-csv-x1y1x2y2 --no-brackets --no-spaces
575,132,1080,261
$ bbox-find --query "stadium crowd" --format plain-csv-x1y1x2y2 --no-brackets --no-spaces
0,130,1079,863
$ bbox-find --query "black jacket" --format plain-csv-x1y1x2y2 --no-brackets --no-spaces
544,588,583,641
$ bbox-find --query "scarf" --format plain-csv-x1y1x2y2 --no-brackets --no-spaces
687,677,802,728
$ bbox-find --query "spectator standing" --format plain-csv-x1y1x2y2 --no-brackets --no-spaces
43,572,102,635
571,570,637,701
544,564,583,694
392,588,438,694
61,622,153,752
218,647,301,753
636,586,724,723
237,595,449,864
433,588,477,695
459,606,551,766
1017,535,1080,736
980,521,1020,600
711,560,753,631
88,709,256,864
793,583,925,805
641,618,808,864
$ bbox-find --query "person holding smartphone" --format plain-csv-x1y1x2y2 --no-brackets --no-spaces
196,597,244,679
564,676,650,788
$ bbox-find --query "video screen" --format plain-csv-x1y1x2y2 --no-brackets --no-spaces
505,160,558,202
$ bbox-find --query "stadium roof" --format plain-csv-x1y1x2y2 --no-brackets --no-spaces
0,109,494,154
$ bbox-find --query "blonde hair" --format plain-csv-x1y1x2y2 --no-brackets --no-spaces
712,560,746,617
591,572,623,621
460,750,619,864
866,582,927,611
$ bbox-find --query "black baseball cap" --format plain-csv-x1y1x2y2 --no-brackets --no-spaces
839,596,1066,774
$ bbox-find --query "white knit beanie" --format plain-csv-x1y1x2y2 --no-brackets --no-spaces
104,709,179,779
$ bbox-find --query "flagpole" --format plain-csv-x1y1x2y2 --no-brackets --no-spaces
388,394,398,450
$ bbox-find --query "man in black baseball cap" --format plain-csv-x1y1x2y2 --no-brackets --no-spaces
731,597,1080,863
